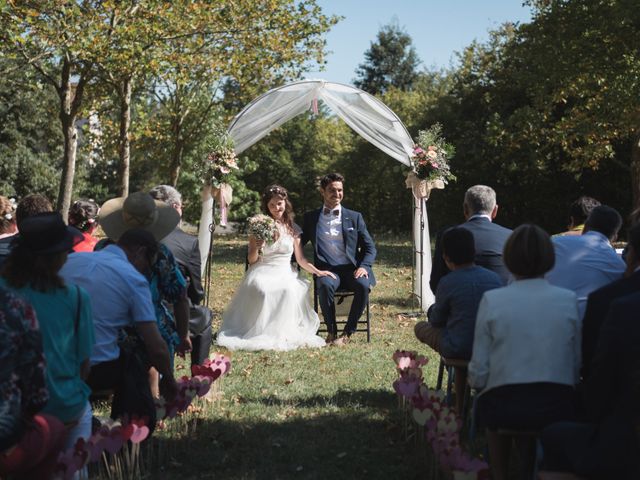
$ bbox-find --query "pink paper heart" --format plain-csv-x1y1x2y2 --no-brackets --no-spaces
130,424,149,444
412,407,434,426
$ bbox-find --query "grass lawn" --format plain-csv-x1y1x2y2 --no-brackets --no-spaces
145,234,444,479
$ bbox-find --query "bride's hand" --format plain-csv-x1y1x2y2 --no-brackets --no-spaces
317,270,337,279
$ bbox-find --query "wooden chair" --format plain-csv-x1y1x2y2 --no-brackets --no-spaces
436,356,472,424
313,278,371,342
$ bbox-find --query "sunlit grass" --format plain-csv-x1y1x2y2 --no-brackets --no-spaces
139,234,444,479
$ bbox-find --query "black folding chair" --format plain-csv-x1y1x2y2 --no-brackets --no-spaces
313,277,371,342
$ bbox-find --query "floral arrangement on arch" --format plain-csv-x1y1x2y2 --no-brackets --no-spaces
411,123,456,184
195,129,239,186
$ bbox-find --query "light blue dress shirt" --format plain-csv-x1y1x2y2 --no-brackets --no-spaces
546,231,625,320
61,245,156,364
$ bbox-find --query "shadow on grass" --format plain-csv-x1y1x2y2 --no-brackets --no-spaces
147,390,427,480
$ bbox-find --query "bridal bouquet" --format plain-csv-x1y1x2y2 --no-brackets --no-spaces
195,130,239,186
411,123,456,184
247,214,278,252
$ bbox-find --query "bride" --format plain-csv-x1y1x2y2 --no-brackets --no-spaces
217,184,336,351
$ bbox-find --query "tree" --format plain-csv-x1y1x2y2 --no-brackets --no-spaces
354,22,421,95
0,58,62,200
0,1,113,218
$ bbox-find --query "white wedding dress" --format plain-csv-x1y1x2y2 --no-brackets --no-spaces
217,226,325,351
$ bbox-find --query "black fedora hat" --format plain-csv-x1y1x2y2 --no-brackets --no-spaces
16,212,83,254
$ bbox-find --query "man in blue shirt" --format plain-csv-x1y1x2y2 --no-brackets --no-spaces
61,229,177,427
546,205,626,320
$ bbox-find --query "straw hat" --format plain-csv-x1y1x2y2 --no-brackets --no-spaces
99,191,180,241
17,212,83,254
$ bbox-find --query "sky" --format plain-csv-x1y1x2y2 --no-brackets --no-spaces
305,0,534,85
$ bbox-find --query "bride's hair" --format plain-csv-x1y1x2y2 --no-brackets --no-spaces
262,184,295,233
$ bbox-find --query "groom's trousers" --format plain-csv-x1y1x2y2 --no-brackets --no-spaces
316,265,371,336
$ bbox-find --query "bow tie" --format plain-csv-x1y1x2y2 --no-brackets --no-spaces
323,208,339,216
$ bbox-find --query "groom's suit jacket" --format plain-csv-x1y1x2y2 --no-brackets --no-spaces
301,206,377,286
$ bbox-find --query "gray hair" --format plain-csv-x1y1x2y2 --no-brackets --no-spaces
464,185,496,215
149,185,182,209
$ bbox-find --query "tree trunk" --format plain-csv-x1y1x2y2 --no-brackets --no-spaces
56,61,77,222
117,76,133,197
169,117,184,186
631,132,640,210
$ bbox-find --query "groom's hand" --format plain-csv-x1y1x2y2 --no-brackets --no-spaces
354,267,368,279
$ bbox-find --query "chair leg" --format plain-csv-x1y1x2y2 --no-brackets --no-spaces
436,357,445,391
366,299,370,342
445,366,454,406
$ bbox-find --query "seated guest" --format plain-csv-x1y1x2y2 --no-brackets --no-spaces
415,227,502,360
150,185,211,366
68,199,100,252
430,185,512,291
0,193,53,268
0,213,94,453
98,192,190,395
61,228,178,428
581,222,640,378
0,285,66,479
542,292,640,479
0,196,17,267
469,224,580,480
546,205,625,320
555,195,600,237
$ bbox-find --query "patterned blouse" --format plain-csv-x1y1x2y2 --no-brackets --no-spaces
151,244,187,352
0,286,48,452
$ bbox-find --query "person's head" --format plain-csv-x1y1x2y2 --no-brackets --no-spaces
568,196,600,228
16,194,53,226
0,196,17,235
149,185,183,217
583,205,623,242
117,228,159,277
2,212,82,291
503,224,555,279
624,222,640,271
261,185,294,228
442,227,475,269
68,199,100,233
319,173,345,209
99,191,180,242
463,185,497,219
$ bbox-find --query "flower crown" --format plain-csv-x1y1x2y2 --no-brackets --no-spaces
3,198,16,221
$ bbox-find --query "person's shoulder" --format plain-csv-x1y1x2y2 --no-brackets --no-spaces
471,265,503,282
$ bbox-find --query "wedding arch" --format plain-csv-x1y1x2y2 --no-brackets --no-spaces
200,79,436,310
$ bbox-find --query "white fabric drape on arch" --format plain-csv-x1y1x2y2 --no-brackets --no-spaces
199,79,434,310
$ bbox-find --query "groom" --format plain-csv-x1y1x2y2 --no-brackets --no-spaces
302,173,376,345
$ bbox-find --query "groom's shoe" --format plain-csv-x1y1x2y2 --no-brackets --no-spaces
325,333,337,344
332,333,351,346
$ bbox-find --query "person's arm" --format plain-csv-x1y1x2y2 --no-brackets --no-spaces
292,236,336,278
355,213,376,269
427,280,451,328
187,237,204,304
468,294,492,390
247,235,265,265
135,322,178,402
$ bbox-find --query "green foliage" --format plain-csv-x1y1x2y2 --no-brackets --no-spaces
354,22,421,95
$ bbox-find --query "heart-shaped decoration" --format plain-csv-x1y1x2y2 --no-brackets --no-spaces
412,407,433,426
121,423,134,441
130,424,150,444
102,435,123,455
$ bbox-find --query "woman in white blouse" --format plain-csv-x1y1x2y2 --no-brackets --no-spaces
469,224,580,480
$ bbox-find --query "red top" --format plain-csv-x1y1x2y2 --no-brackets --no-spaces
72,231,98,253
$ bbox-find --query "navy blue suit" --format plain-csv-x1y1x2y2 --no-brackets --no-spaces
430,216,512,292
301,206,376,336
581,269,640,378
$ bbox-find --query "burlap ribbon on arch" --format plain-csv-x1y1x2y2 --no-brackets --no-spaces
405,171,445,200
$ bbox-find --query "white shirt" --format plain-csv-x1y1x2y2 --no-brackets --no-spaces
316,205,350,265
